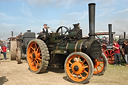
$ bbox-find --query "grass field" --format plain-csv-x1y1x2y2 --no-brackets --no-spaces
90,64,128,85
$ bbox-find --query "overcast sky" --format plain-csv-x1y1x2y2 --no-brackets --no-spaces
0,0,128,39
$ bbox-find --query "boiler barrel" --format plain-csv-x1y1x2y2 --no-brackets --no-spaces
56,40,86,53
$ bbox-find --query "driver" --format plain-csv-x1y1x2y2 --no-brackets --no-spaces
41,24,52,33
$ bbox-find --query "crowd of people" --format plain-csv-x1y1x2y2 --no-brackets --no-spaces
113,40,128,67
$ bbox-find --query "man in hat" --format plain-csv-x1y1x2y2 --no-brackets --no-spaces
41,24,52,33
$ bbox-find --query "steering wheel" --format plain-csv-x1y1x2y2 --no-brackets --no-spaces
56,26,69,36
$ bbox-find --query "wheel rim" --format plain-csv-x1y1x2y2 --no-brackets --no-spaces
94,56,104,74
27,42,42,72
66,55,89,82
104,50,115,64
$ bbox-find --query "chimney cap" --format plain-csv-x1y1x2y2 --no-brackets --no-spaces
89,3,96,5
27,30,31,32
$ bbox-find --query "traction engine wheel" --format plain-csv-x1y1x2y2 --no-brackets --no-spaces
65,52,94,84
10,40,17,60
93,53,108,75
104,49,115,64
27,39,50,73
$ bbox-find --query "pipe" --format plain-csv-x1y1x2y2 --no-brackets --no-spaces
124,32,126,39
88,3,96,39
108,24,112,45
11,31,13,37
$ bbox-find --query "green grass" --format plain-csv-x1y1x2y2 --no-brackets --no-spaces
91,63,128,85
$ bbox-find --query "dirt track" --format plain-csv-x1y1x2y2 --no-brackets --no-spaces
0,53,128,85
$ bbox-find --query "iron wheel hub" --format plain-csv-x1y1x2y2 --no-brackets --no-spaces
74,65,79,71
32,53,36,58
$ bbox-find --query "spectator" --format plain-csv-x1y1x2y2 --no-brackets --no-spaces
122,41,128,67
121,40,127,62
18,32,23,38
113,40,121,66
1,45,7,60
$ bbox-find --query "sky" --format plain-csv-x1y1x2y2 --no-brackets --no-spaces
0,0,128,39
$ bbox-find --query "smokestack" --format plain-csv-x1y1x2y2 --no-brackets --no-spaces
124,32,126,39
108,24,112,45
11,31,13,37
88,3,96,39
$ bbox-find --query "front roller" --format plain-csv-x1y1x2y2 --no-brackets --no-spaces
16,47,22,64
10,40,17,60
27,39,50,73
93,53,108,75
64,52,94,84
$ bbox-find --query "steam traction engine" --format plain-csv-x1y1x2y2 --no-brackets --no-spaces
96,24,115,64
103,24,115,64
11,3,108,83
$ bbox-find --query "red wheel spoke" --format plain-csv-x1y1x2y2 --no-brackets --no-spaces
37,47,40,52
111,53,114,56
69,61,72,65
69,67,71,69
37,58,41,61
34,43,37,49
37,60,41,68
36,63,40,69
31,61,35,66
96,67,99,72
84,70,88,74
99,65,103,68
76,75,79,79
30,47,35,51
37,53,41,57
106,51,109,55
80,74,83,79
82,66,88,69
82,60,86,64
77,56,80,62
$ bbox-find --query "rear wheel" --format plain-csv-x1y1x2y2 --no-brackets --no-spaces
104,49,115,64
65,52,94,84
93,53,108,75
27,39,50,73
